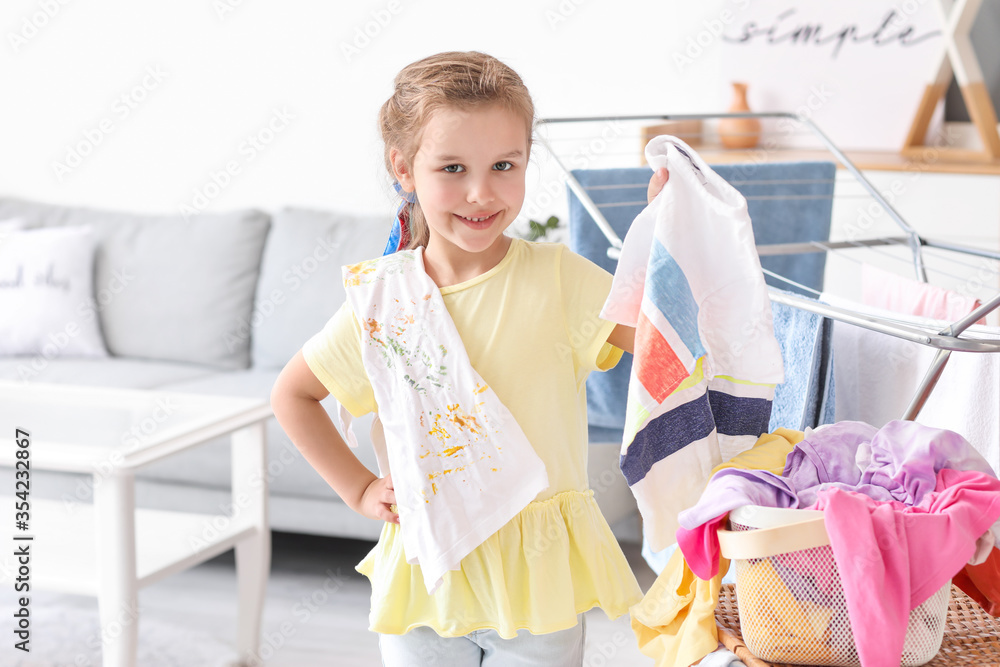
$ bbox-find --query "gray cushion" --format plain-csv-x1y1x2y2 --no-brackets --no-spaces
0,197,270,370
251,207,386,369
0,356,217,387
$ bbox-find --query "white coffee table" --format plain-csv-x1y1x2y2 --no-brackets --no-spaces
0,381,273,666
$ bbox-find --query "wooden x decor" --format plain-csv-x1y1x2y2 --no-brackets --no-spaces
903,0,1000,161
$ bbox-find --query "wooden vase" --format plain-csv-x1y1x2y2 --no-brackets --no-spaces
719,82,762,149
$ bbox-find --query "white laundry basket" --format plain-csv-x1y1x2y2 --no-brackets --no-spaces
717,506,950,666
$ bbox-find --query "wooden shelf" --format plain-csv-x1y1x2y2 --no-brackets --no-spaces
695,145,1000,176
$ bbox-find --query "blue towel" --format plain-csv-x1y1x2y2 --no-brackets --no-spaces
570,161,836,441
768,294,834,431
768,292,836,431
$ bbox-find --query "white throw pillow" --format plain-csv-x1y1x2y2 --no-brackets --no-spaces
0,225,109,357
0,218,26,233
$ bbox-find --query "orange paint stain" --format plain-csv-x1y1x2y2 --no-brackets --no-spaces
427,465,468,481
427,424,451,442
344,261,377,286
443,403,483,435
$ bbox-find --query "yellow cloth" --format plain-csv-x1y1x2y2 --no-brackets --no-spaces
712,427,805,476
302,239,641,636
740,559,835,663
629,428,804,667
632,546,731,667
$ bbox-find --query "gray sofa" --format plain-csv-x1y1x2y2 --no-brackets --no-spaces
0,196,639,543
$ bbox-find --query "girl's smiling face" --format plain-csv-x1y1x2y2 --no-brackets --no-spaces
395,104,529,261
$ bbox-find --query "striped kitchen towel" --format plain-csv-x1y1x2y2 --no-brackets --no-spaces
602,135,785,550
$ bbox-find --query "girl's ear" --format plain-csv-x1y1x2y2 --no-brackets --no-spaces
389,148,416,194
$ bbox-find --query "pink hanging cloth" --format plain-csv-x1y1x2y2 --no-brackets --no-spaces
862,263,985,324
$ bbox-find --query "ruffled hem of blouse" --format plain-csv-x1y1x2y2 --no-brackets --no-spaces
356,488,643,639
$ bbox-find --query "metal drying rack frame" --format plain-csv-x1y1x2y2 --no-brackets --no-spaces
536,112,1000,421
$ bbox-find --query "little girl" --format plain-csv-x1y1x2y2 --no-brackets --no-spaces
271,51,667,666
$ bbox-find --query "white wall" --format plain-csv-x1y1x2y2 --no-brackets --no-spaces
0,0,731,218
7,1,998,309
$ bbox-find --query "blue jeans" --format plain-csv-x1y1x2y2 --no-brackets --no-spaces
378,614,586,667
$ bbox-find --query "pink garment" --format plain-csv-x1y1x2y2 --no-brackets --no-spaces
862,263,985,324
815,468,1000,667
676,515,726,581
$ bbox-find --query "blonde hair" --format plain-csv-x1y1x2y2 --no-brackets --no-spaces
378,51,536,249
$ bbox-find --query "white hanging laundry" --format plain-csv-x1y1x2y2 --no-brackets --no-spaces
341,249,549,594
603,135,784,550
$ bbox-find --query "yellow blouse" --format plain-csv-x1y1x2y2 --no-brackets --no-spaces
303,239,643,637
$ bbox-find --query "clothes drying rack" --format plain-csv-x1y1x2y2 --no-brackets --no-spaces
534,112,1000,422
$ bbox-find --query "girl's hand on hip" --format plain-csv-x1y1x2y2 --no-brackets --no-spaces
360,473,399,524
647,167,669,204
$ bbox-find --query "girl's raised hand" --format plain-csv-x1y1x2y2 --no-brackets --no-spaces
359,473,399,524
647,167,669,204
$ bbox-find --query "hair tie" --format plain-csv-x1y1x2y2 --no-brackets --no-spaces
392,180,417,204
384,182,414,255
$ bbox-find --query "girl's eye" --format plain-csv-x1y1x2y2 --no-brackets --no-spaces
443,164,464,173
494,161,513,171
